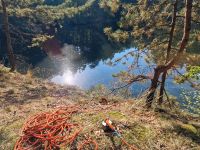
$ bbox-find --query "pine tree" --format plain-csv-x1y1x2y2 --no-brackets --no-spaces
101,0,199,108
0,0,95,70
1,0,15,71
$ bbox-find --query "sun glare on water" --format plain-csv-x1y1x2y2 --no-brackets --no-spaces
63,70,74,84
51,69,76,85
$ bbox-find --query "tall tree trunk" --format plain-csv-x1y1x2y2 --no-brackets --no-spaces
146,0,193,108
1,0,15,71
146,67,161,108
158,0,178,105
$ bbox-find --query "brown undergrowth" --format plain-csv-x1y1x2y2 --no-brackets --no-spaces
0,65,200,150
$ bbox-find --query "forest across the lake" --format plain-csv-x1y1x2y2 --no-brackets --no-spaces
0,0,200,149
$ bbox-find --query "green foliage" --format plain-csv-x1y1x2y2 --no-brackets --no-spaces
0,65,10,73
184,66,200,80
29,34,54,47
112,71,133,82
0,0,96,49
101,0,200,58
3,0,95,23
180,89,200,115
104,27,129,43
175,66,200,84
99,0,120,14
101,1,200,109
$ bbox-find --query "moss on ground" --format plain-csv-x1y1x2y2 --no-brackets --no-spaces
180,124,198,134
108,111,127,121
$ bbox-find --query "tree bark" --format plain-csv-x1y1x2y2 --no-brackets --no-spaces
158,0,178,105
146,67,161,108
1,0,15,71
146,0,193,108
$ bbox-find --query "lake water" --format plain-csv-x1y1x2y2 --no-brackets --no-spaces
49,46,193,100
0,2,199,103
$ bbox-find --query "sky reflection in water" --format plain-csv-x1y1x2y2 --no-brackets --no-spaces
51,47,192,100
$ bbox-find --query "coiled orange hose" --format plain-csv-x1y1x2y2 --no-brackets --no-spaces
14,106,92,150
14,105,138,150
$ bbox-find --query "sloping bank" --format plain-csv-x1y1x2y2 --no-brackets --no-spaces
0,65,200,149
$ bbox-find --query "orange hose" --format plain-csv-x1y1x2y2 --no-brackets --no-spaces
121,138,138,150
14,106,138,150
14,106,90,150
78,137,98,150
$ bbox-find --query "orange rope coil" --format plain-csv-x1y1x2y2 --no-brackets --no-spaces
78,137,98,150
14,106,85,150
14,105,137,150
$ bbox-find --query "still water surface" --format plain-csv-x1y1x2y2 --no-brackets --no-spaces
49,46,193,101
0,15,198,101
